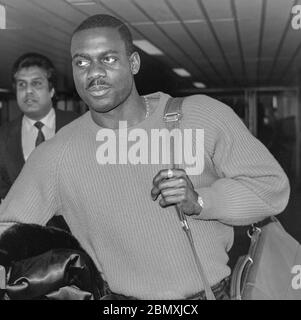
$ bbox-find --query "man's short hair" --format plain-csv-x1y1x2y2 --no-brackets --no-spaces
72,14,135,56
12,52,57,91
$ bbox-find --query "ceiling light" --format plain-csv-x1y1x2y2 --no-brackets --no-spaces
172,68,191,77
133,40,164,55
65,0,96,5
193,82,206,88
0,5,6,29
0,88,9,92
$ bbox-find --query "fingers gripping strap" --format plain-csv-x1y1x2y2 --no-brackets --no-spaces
164,97,216,300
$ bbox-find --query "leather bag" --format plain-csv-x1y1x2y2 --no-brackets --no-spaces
230,217,301,300
0,224,105,300
1,248,104,300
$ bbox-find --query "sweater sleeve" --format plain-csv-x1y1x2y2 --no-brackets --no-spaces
190,96,290,226
0,138,63,234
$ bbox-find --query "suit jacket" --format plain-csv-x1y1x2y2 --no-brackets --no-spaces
0,109,79,200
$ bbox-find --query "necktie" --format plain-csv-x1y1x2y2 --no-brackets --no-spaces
34,121,45,147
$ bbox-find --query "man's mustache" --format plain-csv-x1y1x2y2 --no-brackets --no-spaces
24,95,37,102
86,79,111,90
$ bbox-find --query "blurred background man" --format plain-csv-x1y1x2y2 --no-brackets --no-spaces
0,52,78,229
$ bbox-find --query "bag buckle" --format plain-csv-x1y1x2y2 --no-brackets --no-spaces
247,225,261,239
163,112,182,122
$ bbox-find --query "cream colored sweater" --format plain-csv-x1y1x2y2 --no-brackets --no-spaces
0,92,290,299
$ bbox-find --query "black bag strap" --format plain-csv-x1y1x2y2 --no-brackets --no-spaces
163,97,215,300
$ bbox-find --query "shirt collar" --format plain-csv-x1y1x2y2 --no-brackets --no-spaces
23,108,55,129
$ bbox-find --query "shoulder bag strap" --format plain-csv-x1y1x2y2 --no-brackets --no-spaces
163,97,215,300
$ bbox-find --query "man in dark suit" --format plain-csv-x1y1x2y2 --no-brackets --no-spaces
0,53,78,229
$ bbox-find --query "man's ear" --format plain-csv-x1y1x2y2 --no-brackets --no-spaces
129,51,140,75
50,88,55,98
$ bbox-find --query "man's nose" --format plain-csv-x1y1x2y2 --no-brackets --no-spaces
25,84,34,93
87,61,107,81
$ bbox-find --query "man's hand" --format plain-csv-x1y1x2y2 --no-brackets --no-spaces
151,169,202,216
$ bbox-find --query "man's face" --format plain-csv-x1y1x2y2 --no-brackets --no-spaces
71,27,139,114
14,66,54,120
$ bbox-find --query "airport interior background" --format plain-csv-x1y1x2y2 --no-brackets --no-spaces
0,0,300,244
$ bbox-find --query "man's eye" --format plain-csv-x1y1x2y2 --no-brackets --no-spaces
75,60,90,68
32,81,43,87
16,82,26,88
103,56,117,64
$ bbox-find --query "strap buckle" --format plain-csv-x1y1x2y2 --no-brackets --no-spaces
163,112,182,122
247,225,261,239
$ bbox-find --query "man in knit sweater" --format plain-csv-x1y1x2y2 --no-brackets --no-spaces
0,15,290,299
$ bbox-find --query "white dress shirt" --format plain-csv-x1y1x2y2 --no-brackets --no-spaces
21,108,56,161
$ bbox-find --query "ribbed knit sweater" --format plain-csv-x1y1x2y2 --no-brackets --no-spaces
0,92,290,299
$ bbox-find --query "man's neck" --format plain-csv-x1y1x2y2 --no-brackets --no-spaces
23,107,54,123
90,93,147,129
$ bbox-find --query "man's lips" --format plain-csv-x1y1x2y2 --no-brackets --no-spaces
24,98,38,104
86,85,111,97
87,84,110,91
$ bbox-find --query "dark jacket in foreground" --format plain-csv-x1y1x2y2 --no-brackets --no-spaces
0,223,105,300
